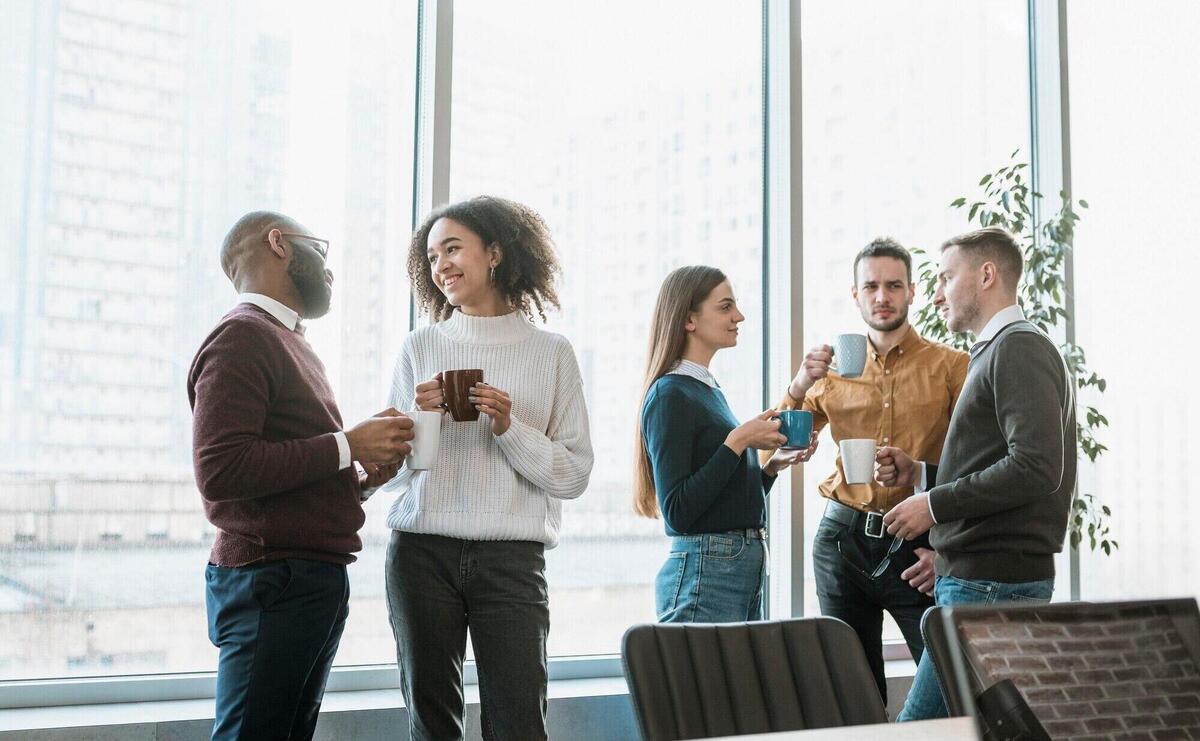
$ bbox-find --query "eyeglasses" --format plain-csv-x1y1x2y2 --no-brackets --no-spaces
275,231,330,260
837,533,904,580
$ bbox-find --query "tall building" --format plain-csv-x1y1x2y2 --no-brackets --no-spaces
0,0,191,476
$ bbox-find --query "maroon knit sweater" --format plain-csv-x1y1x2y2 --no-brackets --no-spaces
187,303,363,567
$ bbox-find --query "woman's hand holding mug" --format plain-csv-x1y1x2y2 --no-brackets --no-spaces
414,373,446,413
764,432,819,476
725,410,788,455
470,382,513,436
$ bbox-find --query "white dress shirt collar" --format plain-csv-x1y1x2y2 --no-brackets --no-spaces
668,359,720,389
976,303,1026,344
238,292,301,332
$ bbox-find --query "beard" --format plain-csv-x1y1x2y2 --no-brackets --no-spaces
946,297,979,333
288,249,332,318
863,305,908,333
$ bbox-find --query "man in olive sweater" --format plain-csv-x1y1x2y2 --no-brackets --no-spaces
874,227,1076,722
189,211,415,740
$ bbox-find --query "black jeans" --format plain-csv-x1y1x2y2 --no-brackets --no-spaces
813,517,933,705
205,558,349,741
385,531,550,741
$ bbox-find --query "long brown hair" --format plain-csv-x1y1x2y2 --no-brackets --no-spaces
633,265,728,519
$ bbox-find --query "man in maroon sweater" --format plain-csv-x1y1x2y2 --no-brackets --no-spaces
189,211,414,741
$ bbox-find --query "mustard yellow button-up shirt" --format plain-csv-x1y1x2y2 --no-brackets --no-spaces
773,327,968,513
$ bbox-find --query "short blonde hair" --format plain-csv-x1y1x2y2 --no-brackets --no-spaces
941,226,1023,287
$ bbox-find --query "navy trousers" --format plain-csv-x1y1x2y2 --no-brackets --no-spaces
205,558,349,741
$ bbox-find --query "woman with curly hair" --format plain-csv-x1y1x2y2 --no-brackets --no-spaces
374,196,594,741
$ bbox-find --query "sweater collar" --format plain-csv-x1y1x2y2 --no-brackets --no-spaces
435,309,536,346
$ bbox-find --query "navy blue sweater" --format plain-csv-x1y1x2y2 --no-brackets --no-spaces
641,374,774,536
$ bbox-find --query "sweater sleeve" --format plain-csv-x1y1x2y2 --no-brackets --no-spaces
928,333,1071,522
643,382,743,533
494,339,594,500
189,319,340,502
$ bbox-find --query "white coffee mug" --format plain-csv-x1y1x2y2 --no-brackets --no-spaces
839,438,877,485
405,410,442,471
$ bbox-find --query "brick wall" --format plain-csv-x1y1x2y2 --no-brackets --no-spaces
957,604,1200,740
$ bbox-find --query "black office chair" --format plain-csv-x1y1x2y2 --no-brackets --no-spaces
919,605,970,716
621,618,886,741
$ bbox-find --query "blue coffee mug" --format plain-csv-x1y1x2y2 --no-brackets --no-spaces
778,410,813,450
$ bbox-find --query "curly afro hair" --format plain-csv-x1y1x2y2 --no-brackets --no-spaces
408,196,563,322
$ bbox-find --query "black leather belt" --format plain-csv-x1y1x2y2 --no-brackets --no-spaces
823,499,887,539
727,528,766,540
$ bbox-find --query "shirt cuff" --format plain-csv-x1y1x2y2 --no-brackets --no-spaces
334,431,352,470
915,463,938,524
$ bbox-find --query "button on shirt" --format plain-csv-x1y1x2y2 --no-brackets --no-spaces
773,327,968,513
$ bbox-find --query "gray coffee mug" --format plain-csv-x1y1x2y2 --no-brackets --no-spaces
832,334,868,379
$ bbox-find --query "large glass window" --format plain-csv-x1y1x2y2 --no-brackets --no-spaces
799,2,1030,639
1070,2,1200,602
445,0,763,656
0,0,416,679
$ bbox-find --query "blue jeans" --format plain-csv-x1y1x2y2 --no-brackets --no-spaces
897,575,1053,722
655,532,765,623
206,559,349,741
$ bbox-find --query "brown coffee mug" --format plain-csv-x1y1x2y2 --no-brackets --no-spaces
442,369,483,421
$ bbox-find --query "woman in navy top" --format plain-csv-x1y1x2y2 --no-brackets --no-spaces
634,265,817,622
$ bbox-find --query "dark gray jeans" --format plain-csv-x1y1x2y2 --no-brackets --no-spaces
385,530,549,741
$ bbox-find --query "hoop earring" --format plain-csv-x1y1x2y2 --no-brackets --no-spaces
490,266,496,283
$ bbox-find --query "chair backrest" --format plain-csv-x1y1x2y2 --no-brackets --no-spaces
919,605,970,717
938,598,1200,740
621,617,886,741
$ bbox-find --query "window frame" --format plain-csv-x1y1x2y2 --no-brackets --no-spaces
0,0,1076,708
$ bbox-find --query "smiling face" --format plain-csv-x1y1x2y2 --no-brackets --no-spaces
852,256,913,333
685,280,745,352
933,244,982,333
425,217,502,312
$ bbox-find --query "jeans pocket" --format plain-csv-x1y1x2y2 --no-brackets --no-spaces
655,552,688,620
252,559,294,610
938,575,996,604
1009,582,1053,604
703,534,745,560
815,518,845,538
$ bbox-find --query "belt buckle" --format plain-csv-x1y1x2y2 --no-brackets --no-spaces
864,512,885,539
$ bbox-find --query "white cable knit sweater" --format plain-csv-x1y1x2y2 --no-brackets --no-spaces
376,310,593,547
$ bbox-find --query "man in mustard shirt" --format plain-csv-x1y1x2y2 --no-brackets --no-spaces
770,238,968,705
